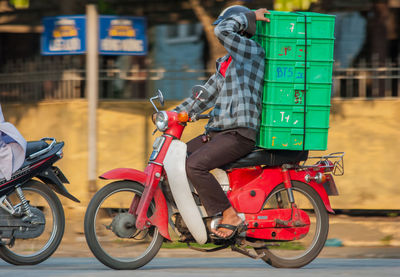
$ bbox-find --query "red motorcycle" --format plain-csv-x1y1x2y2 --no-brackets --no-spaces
84,87,344,270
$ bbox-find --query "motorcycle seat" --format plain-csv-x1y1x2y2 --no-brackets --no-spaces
221,148,308,170
25,140,49,158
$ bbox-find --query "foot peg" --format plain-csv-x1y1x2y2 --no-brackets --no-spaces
231,244,265,259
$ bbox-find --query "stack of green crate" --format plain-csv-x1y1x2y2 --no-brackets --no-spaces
253,11,335,150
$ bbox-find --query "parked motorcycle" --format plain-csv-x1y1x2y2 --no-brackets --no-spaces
0,137,79,265
84,88,344,270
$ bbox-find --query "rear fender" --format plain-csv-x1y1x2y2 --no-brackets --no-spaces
100,167,171,240
303,181,334,213
36,166,80,203
289,170,334,213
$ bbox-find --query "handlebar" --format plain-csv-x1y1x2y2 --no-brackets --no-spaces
190,114,210,121
197,114,211,120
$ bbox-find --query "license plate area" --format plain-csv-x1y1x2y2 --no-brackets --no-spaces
149,136,166,161
323,174,339,196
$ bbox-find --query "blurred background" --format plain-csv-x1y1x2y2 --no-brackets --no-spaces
0,0,399,247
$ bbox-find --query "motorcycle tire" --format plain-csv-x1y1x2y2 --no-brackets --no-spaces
84,181,164,270
0,180,65,265
255,181,329,268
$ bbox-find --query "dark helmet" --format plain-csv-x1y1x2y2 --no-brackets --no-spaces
212,5,251,26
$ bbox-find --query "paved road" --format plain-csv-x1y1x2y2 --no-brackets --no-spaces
0,257,399,277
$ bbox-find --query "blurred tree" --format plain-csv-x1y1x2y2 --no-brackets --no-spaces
189,0,273,70
188,0,226,70
274,0,318,11
9,0,29,9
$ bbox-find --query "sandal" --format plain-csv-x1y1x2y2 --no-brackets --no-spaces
211,221,248,240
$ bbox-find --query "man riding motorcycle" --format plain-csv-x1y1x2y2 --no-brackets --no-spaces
173,5,270,239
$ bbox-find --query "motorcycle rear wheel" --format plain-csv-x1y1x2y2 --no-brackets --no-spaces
0,180,65,265
84,181,164,270
254,181,329,268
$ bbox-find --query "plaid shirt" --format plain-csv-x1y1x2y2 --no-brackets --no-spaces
174,12,265,138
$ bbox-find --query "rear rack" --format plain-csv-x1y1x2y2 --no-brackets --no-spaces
300,152,345,176
28,137,56,160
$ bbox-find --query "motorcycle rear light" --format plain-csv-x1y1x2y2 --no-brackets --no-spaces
56,149,63,159
178,112,189,123
320,173,327,184
305,172,326,184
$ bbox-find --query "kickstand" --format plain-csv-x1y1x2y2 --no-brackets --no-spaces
186,242,229,252
231,244,265,259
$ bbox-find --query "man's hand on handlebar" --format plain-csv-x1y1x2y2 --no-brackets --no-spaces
191,114,211,122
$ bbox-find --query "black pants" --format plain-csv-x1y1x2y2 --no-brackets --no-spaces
186,130,254,216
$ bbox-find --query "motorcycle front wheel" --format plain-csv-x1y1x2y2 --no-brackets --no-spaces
255,181,329,268
84,181,164,270
0,180,65,265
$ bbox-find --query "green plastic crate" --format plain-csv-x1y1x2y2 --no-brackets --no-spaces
262,82,332,106
264,59,333,84
253,35,334,61
253,10,335,151
261,104,330,129
257,126,329,151
255,11,336,39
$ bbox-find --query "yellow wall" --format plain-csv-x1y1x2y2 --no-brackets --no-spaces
2,98,400,212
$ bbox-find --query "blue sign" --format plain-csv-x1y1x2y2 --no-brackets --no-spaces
99,16,147,55
41,15,86,55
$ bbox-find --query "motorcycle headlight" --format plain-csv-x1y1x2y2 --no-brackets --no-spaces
155,111,169,132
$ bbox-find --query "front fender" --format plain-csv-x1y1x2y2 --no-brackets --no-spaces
100,167,171,240
100,168,147,184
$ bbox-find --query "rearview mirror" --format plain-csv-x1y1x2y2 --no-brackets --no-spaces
150,89,165,112
157,89,165,106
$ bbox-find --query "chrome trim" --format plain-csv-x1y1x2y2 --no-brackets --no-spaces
155,111,169,132
28,137,56,160
149,161,163,166
0,195,16,215
300,152,345,176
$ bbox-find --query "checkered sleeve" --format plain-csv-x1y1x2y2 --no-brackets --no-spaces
173,73,221,115
214,13,264,64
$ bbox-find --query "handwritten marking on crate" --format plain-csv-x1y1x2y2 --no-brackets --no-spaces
293,139,303,146
276,67,294,78
280,111,290,122
271,136,276,146
298,48,307,58
289,23,295,32
271,136,303,148
276,67,306,81
296,72,304,80
276,46,308,58
278,47,292,56
294,90,304,104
